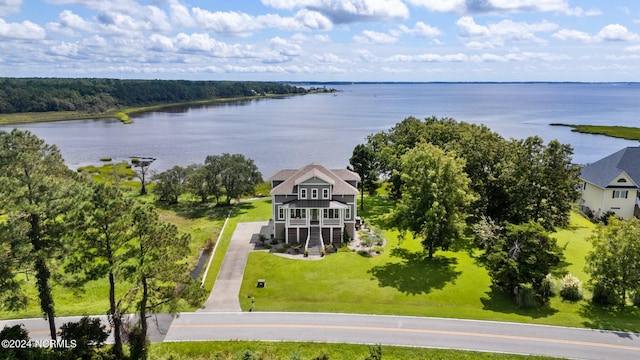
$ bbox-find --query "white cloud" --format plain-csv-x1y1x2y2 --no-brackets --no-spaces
262,0,409,23
457,16,557,46
192,9,262,37
0,0,22,16
353,30,398,44
294,9,332,30
395,21,442,38
625,45,640,52
50,41,79,56
170,4,196,28
0,19,46,40
385,53,467,62
596,24,640,42
407,0,598,16
552,29,592,42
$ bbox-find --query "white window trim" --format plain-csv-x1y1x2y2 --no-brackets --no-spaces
278,206,285,220
612,190,629,199
312,188,318,199
322,188,330,199
345,208,351,220
300,188,307,199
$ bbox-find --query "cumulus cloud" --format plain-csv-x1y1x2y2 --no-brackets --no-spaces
457,16,557,46
385,53,467,62
0,18,46,40
262,0,409,23
395,21,442,38
406,0,598,16
353,30,398,44
553,24,640,43
596,24,639,42
0,0,22,16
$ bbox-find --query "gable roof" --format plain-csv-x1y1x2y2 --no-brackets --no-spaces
580,147,640,188
269,162,359,196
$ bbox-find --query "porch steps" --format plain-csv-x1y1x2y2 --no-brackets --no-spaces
307,226,323,256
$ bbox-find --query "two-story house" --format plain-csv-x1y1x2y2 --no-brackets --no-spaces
579,147,640,219
269,163,360,253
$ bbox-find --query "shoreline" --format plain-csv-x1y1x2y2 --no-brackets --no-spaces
0,93,305,126
550,123,640,141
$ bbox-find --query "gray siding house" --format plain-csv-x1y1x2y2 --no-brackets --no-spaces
269,163,360,252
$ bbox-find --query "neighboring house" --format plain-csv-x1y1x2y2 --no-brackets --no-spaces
579,147,640,219
269,163,360,252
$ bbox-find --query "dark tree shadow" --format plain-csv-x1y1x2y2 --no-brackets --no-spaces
480,286,559,319
154,200,231,220
579,303,640,335
368,248,461,295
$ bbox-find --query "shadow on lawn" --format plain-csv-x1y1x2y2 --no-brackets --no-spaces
579,303,640,334
368,248,461,295
480,286,558,319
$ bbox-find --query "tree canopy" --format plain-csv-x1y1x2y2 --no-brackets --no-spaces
0,78,307,114
389,142,475,259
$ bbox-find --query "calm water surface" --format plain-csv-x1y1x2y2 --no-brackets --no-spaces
2,83,639,177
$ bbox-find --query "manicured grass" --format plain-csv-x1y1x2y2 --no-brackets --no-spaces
150,341,560,360
201,199,272,291
240,196,640,332
550,123,640,141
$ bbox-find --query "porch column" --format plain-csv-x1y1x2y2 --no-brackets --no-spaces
296,227,300,243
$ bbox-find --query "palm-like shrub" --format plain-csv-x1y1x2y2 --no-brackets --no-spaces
560,273,583,301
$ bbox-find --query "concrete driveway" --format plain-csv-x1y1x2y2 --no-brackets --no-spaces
199,221,267,312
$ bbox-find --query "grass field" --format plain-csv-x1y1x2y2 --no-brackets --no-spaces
3,195,640,334
238,197,640,332
149,341,560,360
550,123,640,141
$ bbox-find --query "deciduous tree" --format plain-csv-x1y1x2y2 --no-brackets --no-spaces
390,143,475,259
586,217,640,307
349,143,378,211
153,165,187,204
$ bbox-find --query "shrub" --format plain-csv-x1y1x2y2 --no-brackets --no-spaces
559,273,583,301
540,273,556,299
515,283,539,309
59,316,110,359
591,283,620,307
632,290,640,307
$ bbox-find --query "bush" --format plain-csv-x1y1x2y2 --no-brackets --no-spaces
591,283,620,307
59,316,110,358
559,273,583,301
540,274,556,300
515,283,539,309
632,290,640,307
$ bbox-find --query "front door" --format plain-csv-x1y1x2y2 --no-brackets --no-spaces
311,209,319,224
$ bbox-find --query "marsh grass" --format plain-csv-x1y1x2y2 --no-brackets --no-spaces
550,123,640,141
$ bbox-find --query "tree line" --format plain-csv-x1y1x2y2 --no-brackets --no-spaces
0,78,307,114
349,116,640,308
0,129,207,359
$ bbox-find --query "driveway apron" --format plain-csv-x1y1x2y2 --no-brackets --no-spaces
199,221,266,312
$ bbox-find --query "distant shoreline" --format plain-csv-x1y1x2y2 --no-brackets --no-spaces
550,123,640,141
0,93,301,126
288,81,640,85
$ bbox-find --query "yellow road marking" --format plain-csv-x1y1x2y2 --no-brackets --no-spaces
171,323,640,352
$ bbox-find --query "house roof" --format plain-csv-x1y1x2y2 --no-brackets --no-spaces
269,162,359,196
580,147,640,188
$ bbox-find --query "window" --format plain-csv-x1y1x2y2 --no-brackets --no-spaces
617,178,627,183
290,209,306,218
345,208,351,220
323,209,339,218
278,206,285,220
612,190,628,199
300,188,307,199
323,188,329,199
312,188,318,199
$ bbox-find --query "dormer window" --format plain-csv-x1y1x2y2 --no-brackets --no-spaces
300,188,307,199
323,188,330,199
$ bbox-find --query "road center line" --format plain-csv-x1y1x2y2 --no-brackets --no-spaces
170,323,640,352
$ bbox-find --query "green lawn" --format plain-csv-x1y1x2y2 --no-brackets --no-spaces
149,341,560,360
239,197,640,332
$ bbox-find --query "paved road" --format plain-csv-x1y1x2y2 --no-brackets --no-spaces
4,312,640,359
199,221,267,312
165,312,640,360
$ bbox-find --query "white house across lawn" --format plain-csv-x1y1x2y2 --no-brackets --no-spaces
579,147,640,219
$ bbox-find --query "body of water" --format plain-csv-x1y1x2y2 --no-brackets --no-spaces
2,83,639,177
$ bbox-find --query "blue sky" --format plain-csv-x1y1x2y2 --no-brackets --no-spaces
1,0,639,81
